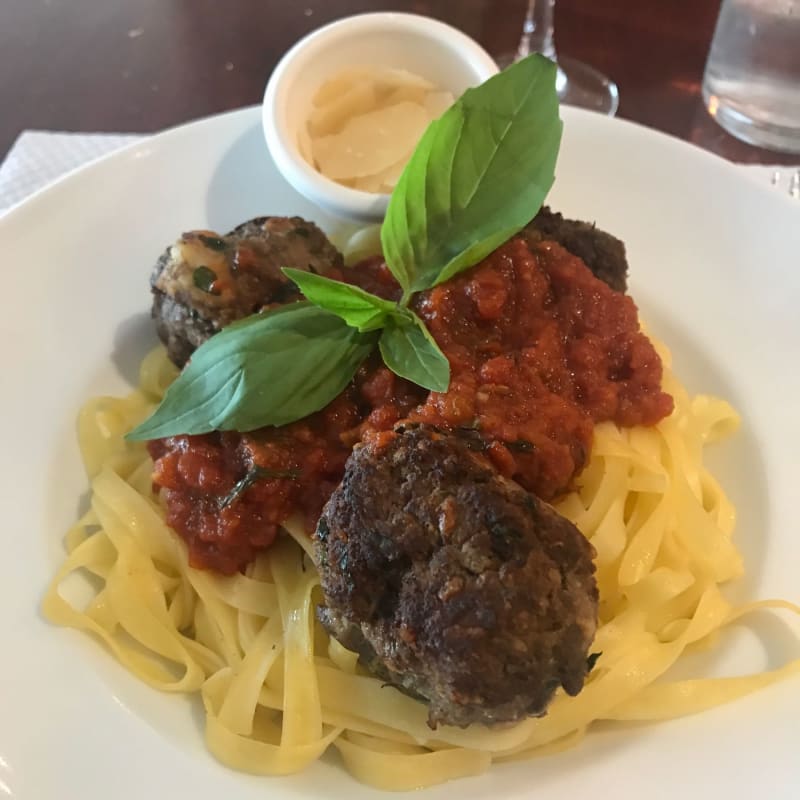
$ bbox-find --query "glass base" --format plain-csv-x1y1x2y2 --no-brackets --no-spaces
703,88,800,155
494,53,619,117
558,56,619,117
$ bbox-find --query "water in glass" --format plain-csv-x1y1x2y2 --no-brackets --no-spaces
702,0,800,153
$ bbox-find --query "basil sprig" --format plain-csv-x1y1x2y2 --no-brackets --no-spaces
379,310,450,392
128,303,376,439
281,268,396,333
282,268,450,392
382,55,562,294
128,54,560,440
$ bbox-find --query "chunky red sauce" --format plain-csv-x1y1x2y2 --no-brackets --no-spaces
148,239,672,574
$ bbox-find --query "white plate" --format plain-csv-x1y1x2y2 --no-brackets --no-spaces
1,106,798,800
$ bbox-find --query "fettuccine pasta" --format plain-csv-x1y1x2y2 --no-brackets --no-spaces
43,342,800,790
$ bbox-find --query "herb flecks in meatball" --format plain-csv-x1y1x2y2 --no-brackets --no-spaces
314,424,599,729
151,216,343,366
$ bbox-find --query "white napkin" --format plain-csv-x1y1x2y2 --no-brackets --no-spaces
1,130,798,215
0,131,142,215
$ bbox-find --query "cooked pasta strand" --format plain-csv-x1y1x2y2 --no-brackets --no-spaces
42,343,800,789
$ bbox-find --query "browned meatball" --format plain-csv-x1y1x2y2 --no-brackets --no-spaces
151,216,343,366
524,206,629,292
314,424,599,729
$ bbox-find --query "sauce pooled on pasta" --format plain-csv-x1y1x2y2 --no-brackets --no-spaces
148,239,673,574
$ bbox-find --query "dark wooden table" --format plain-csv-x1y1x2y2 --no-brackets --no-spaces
1,0,796,164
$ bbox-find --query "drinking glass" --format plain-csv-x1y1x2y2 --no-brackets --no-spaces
702,0,800,154
497,0,619,116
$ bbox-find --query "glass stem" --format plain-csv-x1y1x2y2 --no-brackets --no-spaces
517,0,557,61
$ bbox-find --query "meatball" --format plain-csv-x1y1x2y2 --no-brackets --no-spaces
524,206,629,292
314,425,598,729
151,216,343,366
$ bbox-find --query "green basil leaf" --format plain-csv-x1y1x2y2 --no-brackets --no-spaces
219,465,300,509
381,54,562,293
193,265,219,294
379,310,450,393
127,302,377,440
282,267,397,332
197,234,227,251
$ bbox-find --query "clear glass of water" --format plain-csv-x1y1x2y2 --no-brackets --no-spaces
702,0,800,154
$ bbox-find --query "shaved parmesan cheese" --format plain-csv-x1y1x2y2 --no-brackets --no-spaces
313,102,429,179
297,122,313,166
313,67,372,106
308,81,376,137
380,84,429,108
423,90,455,119
353,156,411,193
372,67,435,92
305,65,456,193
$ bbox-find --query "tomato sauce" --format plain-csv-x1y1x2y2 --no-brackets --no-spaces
148,238,672,574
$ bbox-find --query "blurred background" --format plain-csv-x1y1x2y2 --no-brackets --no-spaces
0,0,796,163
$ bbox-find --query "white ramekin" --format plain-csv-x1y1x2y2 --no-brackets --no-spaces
262,12,498,222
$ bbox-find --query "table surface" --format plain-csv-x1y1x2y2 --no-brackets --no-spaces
1,0,797,165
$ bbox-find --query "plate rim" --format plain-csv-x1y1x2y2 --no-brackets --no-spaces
2,102,799,800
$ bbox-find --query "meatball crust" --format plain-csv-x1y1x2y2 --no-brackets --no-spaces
524,206,629,292
315,425,598,729
151,215,343,366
